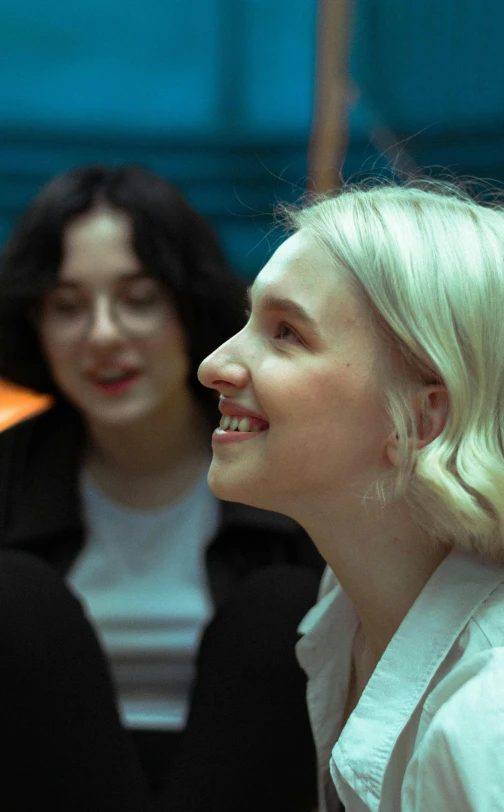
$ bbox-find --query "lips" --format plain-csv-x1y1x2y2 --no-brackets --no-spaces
86,364,142,396
218,398,269,427
87,364,140,382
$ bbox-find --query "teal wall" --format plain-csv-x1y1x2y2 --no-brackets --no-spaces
1,0,504,277
0,0,317,277
0,0,316,137
347,0,504,184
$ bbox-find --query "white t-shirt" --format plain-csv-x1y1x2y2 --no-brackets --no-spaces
296,550,504,812
68,469,220,731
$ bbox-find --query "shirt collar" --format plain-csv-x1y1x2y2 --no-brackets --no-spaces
296,549,504,811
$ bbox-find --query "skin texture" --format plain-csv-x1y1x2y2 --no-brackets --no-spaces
39,206,209,508
198,230,393,519
199,230,450,699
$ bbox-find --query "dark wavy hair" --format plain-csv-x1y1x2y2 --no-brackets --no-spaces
0,164,247,422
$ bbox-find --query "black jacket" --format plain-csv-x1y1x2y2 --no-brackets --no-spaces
0,403,324,610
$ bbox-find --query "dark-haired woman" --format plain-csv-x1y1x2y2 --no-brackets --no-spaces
0,165,323,812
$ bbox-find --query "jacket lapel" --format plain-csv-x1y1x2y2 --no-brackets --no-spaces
3,404,85,570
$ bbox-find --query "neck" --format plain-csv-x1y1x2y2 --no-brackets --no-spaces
83,392,212,509
86,390,208,473
300,498,450,677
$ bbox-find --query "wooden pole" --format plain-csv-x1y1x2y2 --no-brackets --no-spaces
308,0,353,194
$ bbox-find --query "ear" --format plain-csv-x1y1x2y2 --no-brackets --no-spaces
386,384,448,466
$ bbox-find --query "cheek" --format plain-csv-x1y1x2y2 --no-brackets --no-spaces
141,327,191,373
269,365,381,448
258,362,348,416
40,339,79,380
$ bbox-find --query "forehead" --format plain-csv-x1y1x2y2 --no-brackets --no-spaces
253,230,366,333
59,208,142,285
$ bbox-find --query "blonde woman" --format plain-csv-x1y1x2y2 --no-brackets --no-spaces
198,181,504,812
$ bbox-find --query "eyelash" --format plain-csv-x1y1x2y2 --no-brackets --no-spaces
244,308,301,346
273,323,301,343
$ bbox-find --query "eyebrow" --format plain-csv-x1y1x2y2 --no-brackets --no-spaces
55,271,147,288
246,285,321,337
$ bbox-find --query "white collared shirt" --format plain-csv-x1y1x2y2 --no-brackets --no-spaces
296,551,504,812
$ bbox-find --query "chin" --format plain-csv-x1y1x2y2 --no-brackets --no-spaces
206,460,278,512
84,398,156,428
206,464,240,501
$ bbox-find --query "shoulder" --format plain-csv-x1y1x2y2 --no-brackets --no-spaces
423,647,504,744
472,579,504,646
1,403,57,438
0,402,81,445
430,647,504,731
0,402,83,495
402,649,504,810
0,407,49,462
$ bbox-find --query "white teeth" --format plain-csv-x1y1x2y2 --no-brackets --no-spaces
97,371,131,382
219,415,262,432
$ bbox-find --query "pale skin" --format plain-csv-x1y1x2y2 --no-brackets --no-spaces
39,206,210,510
198,230,450,716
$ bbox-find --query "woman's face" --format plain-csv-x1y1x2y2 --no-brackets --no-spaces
38,207,192,427
198,230,394,520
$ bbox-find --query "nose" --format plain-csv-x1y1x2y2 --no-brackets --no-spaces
87,296,123,344
197,333,249,395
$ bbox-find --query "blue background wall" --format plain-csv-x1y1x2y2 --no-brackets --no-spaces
346,0,504,184
1,0,504,277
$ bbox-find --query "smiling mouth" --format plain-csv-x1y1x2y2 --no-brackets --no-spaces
93,370,138,383
90,370,140,394
219,415,268,433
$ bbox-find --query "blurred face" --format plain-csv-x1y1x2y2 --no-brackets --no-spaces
197,230,393,520
38,207,192,427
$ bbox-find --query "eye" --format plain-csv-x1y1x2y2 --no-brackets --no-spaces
122,280,164,308
124,293,159,308
44,291,85,315
273,322,301,344
245,306,303,346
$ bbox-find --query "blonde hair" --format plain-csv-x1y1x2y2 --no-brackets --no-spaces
288,180,504,564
